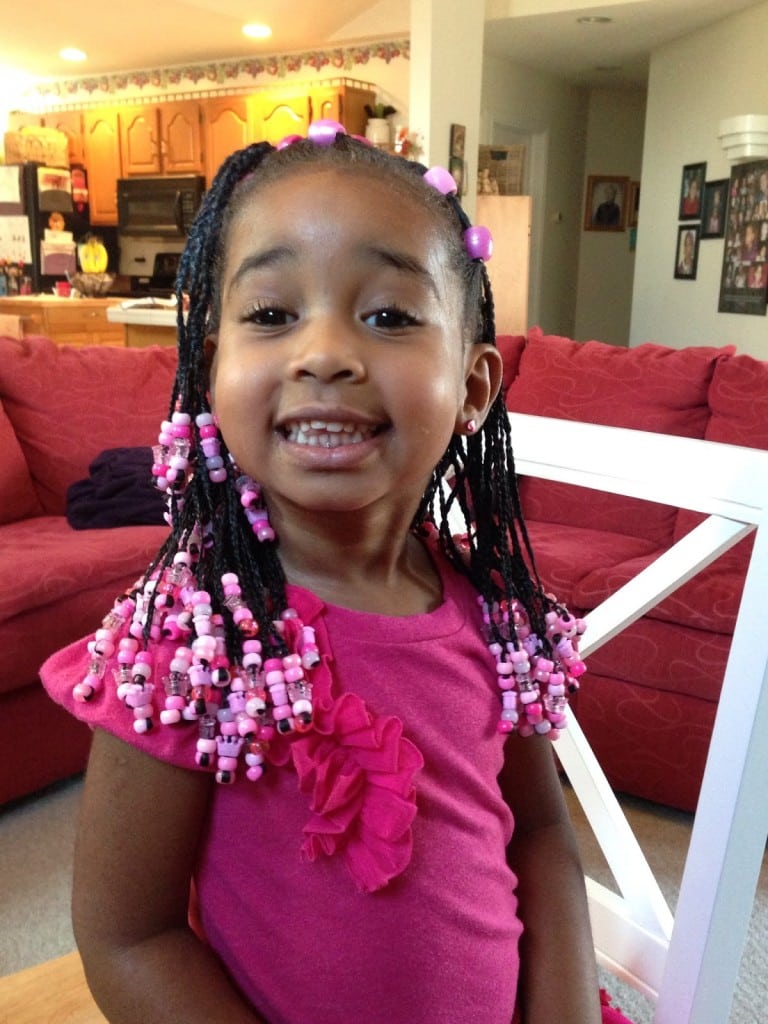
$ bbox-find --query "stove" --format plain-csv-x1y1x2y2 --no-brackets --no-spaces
117,234,184,299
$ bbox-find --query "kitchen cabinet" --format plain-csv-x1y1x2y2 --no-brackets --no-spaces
309,82,375,137
253,88,312,146
204,95,253,184
82,109,122,225
44,110,85,165
120,101,204,176
0,296,126,346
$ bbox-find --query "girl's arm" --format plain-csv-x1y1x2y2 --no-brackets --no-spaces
73,728,266,1024
500,732,602,1024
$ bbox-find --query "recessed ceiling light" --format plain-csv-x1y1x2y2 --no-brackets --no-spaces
242,23,272,40
577,16,613,24
59,47,87,62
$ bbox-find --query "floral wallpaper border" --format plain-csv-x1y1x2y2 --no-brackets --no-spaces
29,39,410,100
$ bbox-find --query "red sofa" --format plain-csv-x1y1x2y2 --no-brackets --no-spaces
1,329,766,813
0,335,176,805
500,327,768,811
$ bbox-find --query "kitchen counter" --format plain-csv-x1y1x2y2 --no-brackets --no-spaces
0,295,126,346
106,300,178,347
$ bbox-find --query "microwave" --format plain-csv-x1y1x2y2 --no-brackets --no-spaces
117,175,206,237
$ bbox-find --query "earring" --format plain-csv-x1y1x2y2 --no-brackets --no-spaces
465,418,478,435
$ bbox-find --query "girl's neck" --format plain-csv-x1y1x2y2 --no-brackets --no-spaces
271,506,442,616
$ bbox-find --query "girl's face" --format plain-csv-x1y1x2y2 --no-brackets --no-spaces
208,165,498,526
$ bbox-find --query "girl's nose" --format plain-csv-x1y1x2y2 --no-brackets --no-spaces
287,323,366,383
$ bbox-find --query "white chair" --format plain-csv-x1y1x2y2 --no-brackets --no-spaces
445,412,768,1023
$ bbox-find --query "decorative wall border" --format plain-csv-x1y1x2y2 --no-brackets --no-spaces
27,39,410,101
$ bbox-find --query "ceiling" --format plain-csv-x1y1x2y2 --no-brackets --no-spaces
0,0,763,92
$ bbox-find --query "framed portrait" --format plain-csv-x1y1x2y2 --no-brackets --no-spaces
674,224,700,279
584,175,629,231
679,162,706,220
627,180,640,228
701,179,729,239
449,123,466,160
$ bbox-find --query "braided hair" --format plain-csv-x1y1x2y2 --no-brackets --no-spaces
146,132,555,666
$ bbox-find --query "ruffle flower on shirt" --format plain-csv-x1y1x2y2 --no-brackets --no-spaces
279,592,424,894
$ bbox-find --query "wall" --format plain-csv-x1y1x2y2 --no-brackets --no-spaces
481,53,589,335
573,87,646,346
631,1,768,357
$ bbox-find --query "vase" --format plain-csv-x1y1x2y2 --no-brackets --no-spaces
365,118,391,148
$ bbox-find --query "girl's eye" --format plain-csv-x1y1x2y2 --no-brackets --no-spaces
363,306,419,330
243,304,296,328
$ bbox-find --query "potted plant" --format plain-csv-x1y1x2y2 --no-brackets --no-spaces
364,102,397,147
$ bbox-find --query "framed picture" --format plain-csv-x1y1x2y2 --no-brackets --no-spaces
628,180,640,228
449,155,466,196
674,224,700,279
679,162,706,220
584,175,629,231
701,179,729,238
719,158,768,315
449,123,466,160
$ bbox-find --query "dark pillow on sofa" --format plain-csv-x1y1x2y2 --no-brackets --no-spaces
66,446,165,529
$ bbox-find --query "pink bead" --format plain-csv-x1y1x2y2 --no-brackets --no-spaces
160,709,182,725
308,119,345,145
276,133,303,150
209,468,228,484
273,704,292,721
497,719,514,734
246,765,265,782
423,165,458,196
464,225,493,261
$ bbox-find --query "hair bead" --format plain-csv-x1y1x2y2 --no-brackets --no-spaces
463,225,493,262
422,165,458,196
307,119,346,145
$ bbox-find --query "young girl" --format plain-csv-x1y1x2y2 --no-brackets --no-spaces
42,121,615,1024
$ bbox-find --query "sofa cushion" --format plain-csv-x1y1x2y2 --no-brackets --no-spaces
0,397,43,524
522,520,660,608
0,335,177,515
573,547,747,636
0,517,168,695
674,351,768,549
504,329,734,545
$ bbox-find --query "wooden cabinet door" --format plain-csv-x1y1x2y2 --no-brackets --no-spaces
45,110,85,165
82,109,122,225
160,101,204,174
119,106,161,175
204,95,252,184
310,84,375,138
254,91,311,146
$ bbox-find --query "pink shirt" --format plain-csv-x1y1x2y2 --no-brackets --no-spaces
42,555,522,1024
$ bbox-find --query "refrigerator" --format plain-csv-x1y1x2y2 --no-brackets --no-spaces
0,162,91,295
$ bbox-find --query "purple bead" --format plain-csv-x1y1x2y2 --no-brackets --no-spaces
307,119,346,146
463,225,493,262
423,165,458,196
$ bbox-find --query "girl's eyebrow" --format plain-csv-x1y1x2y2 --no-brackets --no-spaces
361,244,439,297
227,245,296,293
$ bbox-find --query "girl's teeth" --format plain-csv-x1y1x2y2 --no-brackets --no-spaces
286,421,374,447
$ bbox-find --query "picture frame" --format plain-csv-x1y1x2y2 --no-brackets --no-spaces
679,162,706,220
674,224,700,279
584,175,629,231
628,180,640,228
719,158,768,315
701,179,729,239
449,155,466,196
449,123,466,160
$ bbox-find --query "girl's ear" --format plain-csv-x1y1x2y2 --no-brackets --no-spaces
456,343,504,435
